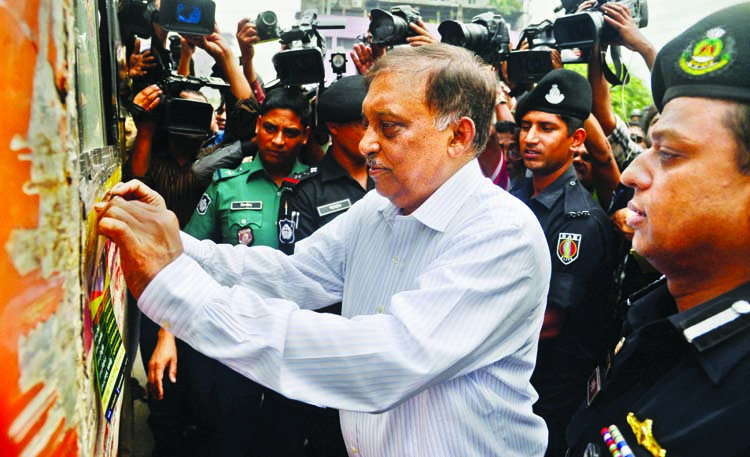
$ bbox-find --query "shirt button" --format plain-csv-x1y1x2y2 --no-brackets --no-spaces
161,321,171,330
350,446,358,454
392,256,399,264
241,218,247,224
569,180,576,186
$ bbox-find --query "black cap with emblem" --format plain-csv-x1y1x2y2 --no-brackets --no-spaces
317,75,368,124
651,3,750,112
514,69,592,124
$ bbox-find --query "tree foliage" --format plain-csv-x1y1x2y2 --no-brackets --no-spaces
490,0,524,17
565,63,653,122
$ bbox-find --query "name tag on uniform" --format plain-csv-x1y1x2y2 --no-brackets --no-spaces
231,201,263,211
317,199,351,217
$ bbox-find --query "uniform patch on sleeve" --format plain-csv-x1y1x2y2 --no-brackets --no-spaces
197,193,211,215
557,233,581,264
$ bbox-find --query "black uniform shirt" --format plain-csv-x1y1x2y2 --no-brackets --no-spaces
566,280,750,457
278,152,374,255
512,166,618,448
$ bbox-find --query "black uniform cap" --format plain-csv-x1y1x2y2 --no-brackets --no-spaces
317,75,367,124
514,69,592,124
652,3,750,112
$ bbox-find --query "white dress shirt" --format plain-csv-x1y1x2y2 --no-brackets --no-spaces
140,159,551,456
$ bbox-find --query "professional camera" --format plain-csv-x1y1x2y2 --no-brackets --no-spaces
119,0,216,38
271,9,345,87
368,5,421,47
255,10,281,42
130,74,229,136
438,12,511,65
506,20,557,84
553,0,648,50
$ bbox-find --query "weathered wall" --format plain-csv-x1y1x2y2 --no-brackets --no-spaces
0,0,125,455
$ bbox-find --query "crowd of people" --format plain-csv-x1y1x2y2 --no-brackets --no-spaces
106,2,750,456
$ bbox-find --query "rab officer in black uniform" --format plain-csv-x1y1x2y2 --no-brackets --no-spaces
511,69,617,457
566,4,750,457
277,75,373,457
278,74,374,263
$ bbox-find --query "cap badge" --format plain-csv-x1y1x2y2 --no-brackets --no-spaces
679,27,734,76
545,84,565,104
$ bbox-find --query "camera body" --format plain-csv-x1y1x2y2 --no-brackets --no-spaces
368,5,422,47
553,0,648,50
255,10,281,42
272,9,345,87
438,12,511,65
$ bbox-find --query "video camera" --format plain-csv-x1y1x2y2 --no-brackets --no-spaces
118,0,216,38
368,5,422,47
438,12,511,66
271,9,345,87
506,20,557,84
553,0,648,50
130,73,229,137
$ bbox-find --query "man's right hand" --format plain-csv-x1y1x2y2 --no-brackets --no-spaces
95,180,183,299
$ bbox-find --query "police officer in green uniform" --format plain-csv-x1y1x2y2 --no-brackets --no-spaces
566,4,750,456
181,87,311,457
511,69,617,457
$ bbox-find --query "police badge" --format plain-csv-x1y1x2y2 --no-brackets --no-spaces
238,227,254,246
197,193,211,215
278,218,295,245
557,232,581,265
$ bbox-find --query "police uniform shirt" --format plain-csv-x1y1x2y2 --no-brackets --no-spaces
278,152,375,255
511,165,618,438
186,158,309,247
566,280,750,457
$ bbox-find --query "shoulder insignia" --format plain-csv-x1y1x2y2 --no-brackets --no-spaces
213,162,251,182
681,299,750,353
292,166,320,181
197,193,211,215
557,233,581,265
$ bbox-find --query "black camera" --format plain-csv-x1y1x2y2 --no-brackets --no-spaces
506,20,557,84
256,10,281,42
553,0,648,50
131,74,229,136
438,12,510,65
271,9,345,87
368,5,421,47
119,0,215,38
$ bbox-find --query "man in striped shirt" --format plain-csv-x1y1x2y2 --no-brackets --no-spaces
98,43,552,456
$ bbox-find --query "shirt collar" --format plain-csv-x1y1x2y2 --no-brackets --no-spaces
377,159,483,232
533,165,578,210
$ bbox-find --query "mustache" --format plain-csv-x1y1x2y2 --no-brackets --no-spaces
366,158,386,168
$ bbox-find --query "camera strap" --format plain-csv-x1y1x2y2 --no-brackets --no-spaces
601,44,630,86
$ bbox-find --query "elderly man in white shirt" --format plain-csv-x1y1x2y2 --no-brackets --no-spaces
97,43,551,456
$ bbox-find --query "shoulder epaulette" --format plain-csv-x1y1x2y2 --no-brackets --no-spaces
676,296,750,354
213,161,252,182
292,166,320,182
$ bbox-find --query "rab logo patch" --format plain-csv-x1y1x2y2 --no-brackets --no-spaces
557,233,581,265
